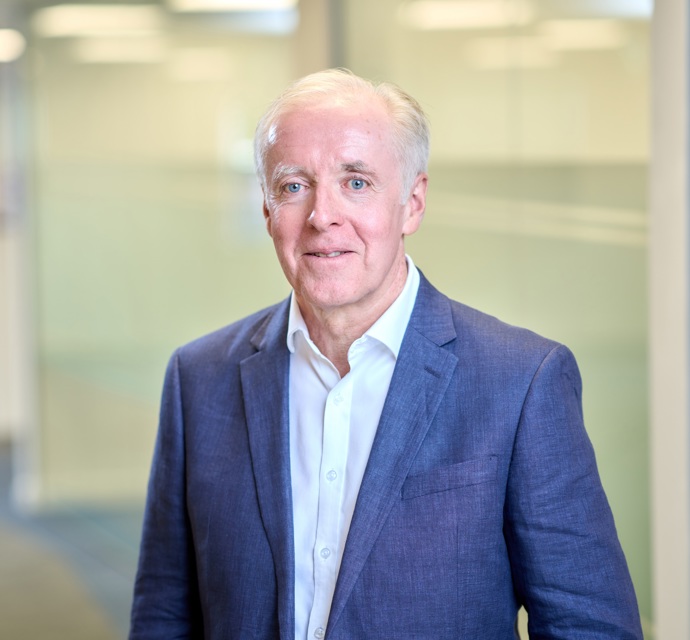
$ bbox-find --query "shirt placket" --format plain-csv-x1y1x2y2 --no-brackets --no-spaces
307,375,353,640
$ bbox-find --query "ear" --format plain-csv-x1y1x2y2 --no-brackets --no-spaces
263,199,273,238
402,172,428,236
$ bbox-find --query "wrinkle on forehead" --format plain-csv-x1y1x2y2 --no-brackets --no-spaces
268,99,390,145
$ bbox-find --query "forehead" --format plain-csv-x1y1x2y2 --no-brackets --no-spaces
267,99,396,165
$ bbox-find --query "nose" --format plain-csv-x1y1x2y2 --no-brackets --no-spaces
307,185,342,231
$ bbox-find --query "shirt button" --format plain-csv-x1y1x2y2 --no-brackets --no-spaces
314,627,325,639
326,470,337,481
333,392,343,405
320,547,331,559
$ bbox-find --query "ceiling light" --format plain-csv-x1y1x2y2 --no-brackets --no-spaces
167,0,296,11
70,36,168,63
168,47,234,81
31,4,164,38
539,20,629,50
0,29,26,62
398,0,535,30
538,0,652,19
464,36,559,69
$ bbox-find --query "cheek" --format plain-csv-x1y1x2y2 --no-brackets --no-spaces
365,208,408,244
267,213,299,254
265,206,289,240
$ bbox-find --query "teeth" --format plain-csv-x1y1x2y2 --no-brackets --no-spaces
314,251,343,257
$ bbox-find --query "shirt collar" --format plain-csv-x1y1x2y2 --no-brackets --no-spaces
286,291,310,353
286,255,420,359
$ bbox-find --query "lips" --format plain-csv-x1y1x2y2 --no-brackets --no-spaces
307,250,349,258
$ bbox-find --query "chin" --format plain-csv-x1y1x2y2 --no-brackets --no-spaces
302,288,360,312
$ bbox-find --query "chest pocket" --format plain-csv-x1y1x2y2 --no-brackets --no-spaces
401,455,498,500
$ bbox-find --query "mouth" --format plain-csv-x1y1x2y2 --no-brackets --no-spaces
307,251,348,258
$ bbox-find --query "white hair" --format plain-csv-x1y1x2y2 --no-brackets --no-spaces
254,68,430,201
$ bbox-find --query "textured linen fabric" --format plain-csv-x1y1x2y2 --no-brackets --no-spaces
130,272,643,640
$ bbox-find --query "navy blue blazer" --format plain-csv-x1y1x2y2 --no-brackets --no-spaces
130,274,642,639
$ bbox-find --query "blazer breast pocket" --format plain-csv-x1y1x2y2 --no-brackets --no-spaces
401,455,498,500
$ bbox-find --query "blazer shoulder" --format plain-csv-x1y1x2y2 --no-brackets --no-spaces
416,273,561,357
451,299,582,390
451,298,559,354
174,298,289,368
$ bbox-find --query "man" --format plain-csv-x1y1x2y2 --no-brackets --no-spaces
130,69,642,639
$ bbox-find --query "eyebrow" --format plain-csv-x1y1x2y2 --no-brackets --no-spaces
342,161,371,173
341,161,380,183
270,164,306,187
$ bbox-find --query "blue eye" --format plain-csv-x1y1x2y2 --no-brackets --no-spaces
286,183,301,193
349,178,366,190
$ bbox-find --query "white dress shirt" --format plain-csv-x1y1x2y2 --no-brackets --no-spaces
287,256,420,640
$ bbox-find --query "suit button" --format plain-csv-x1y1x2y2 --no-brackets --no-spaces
314,627,325,639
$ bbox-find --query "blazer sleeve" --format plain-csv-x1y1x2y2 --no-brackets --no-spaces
503,345,643,639
130,351,204,639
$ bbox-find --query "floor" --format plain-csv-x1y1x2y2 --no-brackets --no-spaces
0,444,143,640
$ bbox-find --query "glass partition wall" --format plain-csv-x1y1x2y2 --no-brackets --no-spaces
27,7,300,504
11,0,650,632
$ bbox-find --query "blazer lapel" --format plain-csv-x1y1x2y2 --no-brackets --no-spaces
240,300,295,640
327,277,459,633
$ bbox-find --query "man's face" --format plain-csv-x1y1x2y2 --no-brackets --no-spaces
262,99,427,322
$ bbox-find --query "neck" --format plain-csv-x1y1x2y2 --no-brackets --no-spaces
297,262,409,377
302,311,371,377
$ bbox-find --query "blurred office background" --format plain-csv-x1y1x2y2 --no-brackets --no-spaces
1,0,685,637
